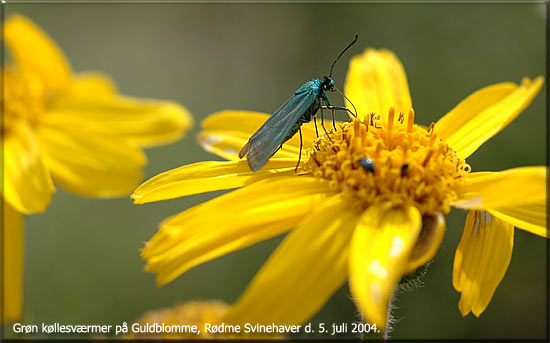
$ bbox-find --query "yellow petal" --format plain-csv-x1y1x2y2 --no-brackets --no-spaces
349,204,421,328
453,211,513,317
488,202,547,238
224,195,357,325
2,200,24,322
198,129,298,161
344,48,412,122
201,111,272,136
143,177,332,285
63,72,117,99
454,167,546,209
405,212,446,274
37,122,146,197
3,122,55,214
4,14,72,91
436,77,543,159
132,159,300,204
50,94,193,147
199,111,338,160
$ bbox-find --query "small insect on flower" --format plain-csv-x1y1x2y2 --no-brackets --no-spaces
400,163,409,177
134,45,545,333
239,35,359,172
358,157,376,173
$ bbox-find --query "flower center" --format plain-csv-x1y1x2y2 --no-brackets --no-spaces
3,67,47,134
304,108,470,214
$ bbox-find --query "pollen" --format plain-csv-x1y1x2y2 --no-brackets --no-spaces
3,68,47,134
304,108,470,214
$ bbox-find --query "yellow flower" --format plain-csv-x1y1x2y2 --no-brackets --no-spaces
133,48,545,329
124,300,234,339
2,14,193,322
125,300,280,339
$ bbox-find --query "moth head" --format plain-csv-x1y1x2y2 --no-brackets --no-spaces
322,76,336,91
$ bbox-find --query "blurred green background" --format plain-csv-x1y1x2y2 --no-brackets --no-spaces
3,2,547,340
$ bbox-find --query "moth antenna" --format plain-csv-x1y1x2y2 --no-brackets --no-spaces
329,34,358,78
334,86,358,117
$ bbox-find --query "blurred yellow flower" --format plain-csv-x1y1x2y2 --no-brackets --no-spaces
2,14,193,322
133,48,545,330
125,300,280,339
125,300,234,339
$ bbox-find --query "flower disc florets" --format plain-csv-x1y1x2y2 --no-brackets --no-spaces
304,108,470,214
3,68,46,133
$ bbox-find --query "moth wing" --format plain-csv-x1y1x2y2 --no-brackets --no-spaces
245,89,318,171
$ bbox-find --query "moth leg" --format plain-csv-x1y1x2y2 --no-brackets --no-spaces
322,97,338,131
322,105,356,119
313,115,319,137
271,144,284,158
295,127,303,172
319,105,334,143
